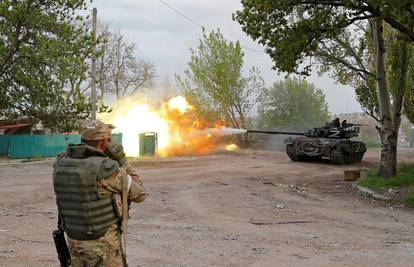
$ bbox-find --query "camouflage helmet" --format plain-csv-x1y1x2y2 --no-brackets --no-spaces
81,120,114,141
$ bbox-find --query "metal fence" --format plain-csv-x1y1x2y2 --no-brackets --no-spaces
0,134,122,159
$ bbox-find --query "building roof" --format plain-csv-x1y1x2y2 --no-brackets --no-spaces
0,123,31,134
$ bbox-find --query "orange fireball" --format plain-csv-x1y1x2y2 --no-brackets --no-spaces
225,144,238,151
99,96,237,157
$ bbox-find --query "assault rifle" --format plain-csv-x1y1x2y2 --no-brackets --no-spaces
52,225,71,267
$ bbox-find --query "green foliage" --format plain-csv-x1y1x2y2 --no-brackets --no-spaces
0,0,92,132
235,1,360,75
358,163,414,207
176,30,265,128
234,1,414,123
386,29,414,126
234,1,414,182
399,120,413,144
392,38,414,124
234,1,414,75
403,190,414,208
361,138,381,148
317,25,380,119
257,78,329,131
403,80,414,124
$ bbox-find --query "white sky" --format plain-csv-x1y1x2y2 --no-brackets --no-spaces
92,0,362,114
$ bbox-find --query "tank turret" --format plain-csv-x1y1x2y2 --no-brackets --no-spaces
247,119,367,165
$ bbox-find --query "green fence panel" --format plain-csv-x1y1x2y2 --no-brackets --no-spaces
111,133,123,145
0,135,10,156
8,134,81,159
139,132,157,157
5,133,123,159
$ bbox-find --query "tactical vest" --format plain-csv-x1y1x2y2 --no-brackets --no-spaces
53,145,120,240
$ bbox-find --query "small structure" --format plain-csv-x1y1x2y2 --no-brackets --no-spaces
138,132,158,157
344,170,361,181
0,117,33,135
0,123,32,135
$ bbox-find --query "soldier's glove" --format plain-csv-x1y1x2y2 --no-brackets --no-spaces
105,139,127,166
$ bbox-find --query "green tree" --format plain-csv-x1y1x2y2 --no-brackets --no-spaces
176,30,265,129
316,23,414,173
258,78,329,131
0,0,93,132
234,0,414,177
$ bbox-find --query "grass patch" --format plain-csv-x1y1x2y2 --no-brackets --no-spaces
358,164,414,207
404,188,414,208
355,138,381,148
364,140,381,148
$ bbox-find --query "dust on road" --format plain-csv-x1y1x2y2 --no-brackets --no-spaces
1,149,414,267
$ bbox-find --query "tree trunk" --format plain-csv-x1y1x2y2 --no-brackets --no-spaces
391,40,408,148
99,80,105,107
373,18,397,178
115,78,120,100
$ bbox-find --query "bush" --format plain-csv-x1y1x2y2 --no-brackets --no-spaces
404,186,414,208
358,164,414,207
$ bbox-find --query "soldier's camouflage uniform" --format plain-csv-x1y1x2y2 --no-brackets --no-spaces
67,163,146,267
53,120,147,267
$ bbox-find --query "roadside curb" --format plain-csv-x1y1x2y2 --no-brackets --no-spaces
0,158,54,166
352,183,392,201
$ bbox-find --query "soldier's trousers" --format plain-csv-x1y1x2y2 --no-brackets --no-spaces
67,225,124,267
69,247,123,267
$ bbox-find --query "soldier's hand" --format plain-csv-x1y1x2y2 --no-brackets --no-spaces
105,139,127,166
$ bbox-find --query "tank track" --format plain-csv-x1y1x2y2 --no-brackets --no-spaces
286,143,322,162
330,150,365,164
286,140,366,165
286,143,299,161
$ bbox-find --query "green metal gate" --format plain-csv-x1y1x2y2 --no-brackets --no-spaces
139,132,157,157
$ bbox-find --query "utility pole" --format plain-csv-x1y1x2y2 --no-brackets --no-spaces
91,7,97,120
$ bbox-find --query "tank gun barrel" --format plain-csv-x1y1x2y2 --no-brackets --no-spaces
247,130,304,136
346,123,367,127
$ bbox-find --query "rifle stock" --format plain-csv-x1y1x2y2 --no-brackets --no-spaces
52,228,71,267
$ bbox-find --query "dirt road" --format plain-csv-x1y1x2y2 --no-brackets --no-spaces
1,149,414,267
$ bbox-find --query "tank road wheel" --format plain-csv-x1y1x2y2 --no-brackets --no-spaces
351,153,357,163
286,144,299,161
330,150,345,165
297,155,310,161
345,153,350,163
301,155,322,162
346,153,353,164
356,152,365,162
342,153,348,164
348,153,354,163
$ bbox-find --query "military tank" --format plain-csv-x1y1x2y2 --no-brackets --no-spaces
247,119,367,165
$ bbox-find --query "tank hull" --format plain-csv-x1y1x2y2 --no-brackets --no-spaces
285,137,366,164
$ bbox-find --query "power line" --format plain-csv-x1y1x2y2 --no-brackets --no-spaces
158,0,203,29
158,0,265,54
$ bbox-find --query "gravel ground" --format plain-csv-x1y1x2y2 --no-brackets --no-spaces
0,148,414,267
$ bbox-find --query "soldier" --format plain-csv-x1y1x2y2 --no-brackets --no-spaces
331,118,341,128
53,120,147,267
